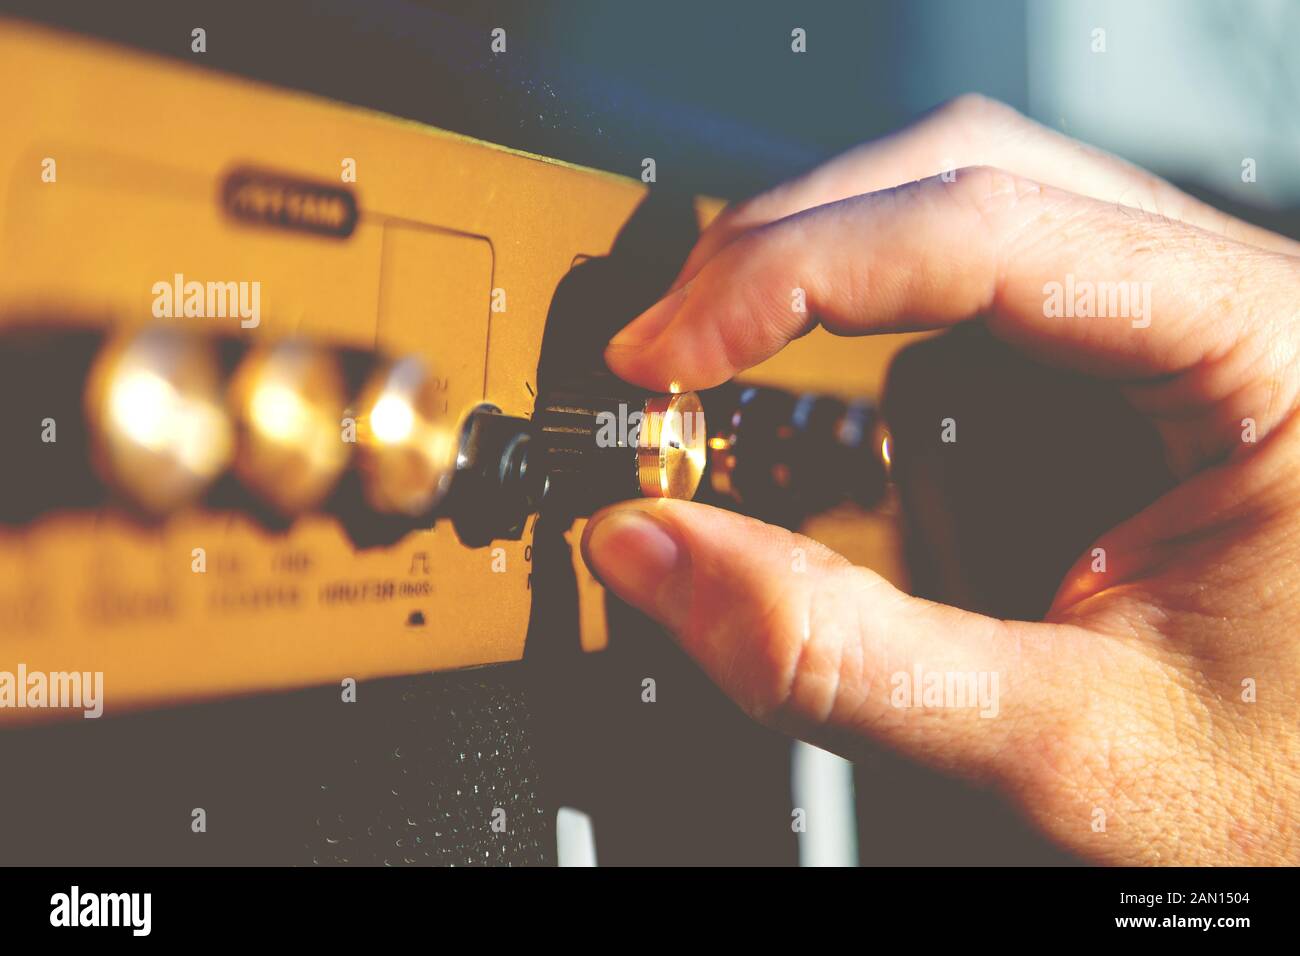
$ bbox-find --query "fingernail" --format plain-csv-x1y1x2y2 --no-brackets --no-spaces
607,286,688,350
585,508,689,624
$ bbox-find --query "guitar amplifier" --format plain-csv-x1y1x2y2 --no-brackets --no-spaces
0,15,910,865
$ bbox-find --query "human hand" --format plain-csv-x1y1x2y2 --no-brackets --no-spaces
582,95,1300,865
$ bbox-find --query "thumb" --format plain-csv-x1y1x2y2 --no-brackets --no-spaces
581,499,1095,782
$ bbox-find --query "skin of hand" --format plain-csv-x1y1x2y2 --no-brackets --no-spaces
580,94,1300,865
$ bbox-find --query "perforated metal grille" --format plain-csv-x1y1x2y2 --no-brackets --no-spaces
304,671,554,866
0,668,554,866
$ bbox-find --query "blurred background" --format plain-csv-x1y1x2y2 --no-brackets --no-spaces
3,0,1296,866
10,0,1299,212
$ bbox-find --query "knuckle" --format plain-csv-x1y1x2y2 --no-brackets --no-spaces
938,92,1024,129
751,562,866,728
943,165,1043,224
714,234,815,348
744,587,809,724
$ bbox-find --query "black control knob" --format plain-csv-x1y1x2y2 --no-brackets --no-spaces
535,383,707,514
703,383,890,525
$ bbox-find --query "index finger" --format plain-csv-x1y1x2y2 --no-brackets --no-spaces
606,167,1293,395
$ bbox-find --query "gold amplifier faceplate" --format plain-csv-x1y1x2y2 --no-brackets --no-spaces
0,18,911,720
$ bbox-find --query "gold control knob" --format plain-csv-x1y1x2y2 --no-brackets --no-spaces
85,326,233,515
537,385,707,513
354,355,458,516
638,391,707,500
227,340,350,515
